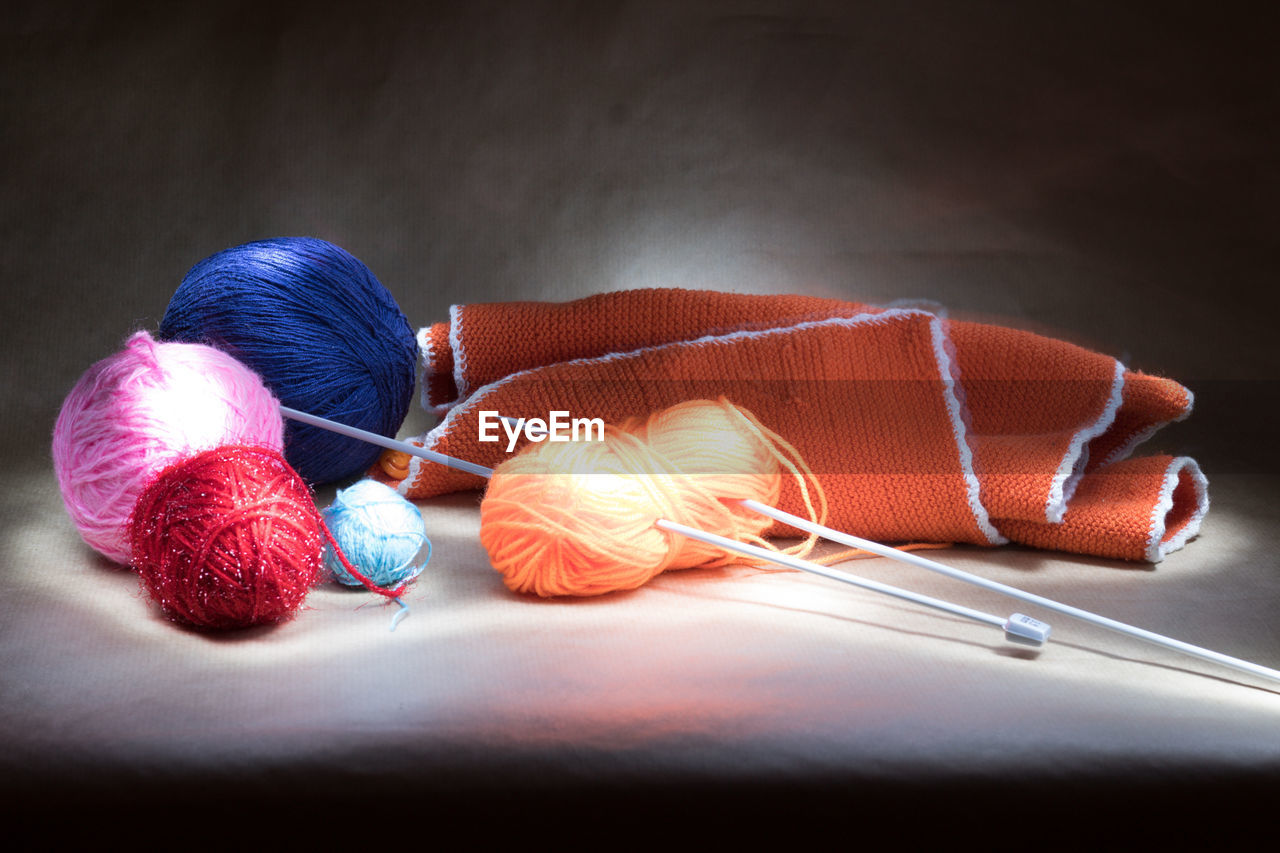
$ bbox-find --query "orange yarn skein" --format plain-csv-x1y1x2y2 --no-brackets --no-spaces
479,399,825,597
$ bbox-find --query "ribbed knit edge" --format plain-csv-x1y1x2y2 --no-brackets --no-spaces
1046,360,1127,525
1146,456,1210,562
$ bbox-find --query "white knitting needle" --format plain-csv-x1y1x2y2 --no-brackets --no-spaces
740,499,1280,685
502,414,1280,686
656,518,1049,645
281,406,494,478
281,408,1049,646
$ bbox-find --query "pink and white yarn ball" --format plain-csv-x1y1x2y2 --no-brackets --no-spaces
52,330,284,565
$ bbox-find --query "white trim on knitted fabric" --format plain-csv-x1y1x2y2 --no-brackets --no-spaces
400,309,997,545
397,449,421,496
449,303,469,406
397,306,465,495
927,316,1005,546
1099,386,1195,470
1145,456,1210,562
417,324,435,373
1045,359,1126,525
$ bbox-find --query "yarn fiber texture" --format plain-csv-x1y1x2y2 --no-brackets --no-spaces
130,445,323,630
159,237,418,485
52,331,284,565
323,479,430,588
479,399,821,597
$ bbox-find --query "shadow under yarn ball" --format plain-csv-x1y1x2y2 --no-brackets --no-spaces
159,237,418,484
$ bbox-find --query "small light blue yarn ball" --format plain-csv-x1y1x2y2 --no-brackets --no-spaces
322,480,430,588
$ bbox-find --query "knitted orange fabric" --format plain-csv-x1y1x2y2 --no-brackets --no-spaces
391,289,1205,562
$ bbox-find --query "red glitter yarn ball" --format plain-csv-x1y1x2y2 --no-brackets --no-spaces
129,445,324,629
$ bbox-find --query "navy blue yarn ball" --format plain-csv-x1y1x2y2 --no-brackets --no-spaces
159,237,418,484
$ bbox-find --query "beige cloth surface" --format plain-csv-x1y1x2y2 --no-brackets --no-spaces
4,457,1280,835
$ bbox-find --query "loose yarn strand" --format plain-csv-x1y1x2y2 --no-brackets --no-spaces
318,517,408,600
714,398,828,561
717,402,959,566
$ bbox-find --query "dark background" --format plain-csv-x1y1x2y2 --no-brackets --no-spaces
4,0,1277,474
2,0,1278,840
